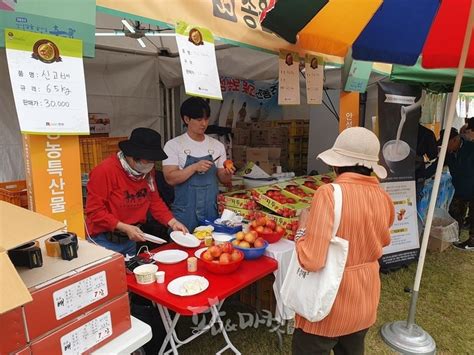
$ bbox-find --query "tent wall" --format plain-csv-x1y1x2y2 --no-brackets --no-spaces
0,48,162,182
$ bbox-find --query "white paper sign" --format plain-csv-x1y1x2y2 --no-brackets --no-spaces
60,311,112,355
278,50,300,105
176,21,222,100
5,29,89,134
53,271,108,320
381,181,420,254
305,54,324,104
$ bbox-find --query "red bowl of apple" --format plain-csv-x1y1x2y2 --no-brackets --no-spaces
199,244,244,274
250,227,285,244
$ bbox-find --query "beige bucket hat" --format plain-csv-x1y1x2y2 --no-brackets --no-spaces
317,127,387,179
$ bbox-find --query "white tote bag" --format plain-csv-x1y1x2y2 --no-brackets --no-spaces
280,184,349,322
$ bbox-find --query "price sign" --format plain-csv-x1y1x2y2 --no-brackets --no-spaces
278,50,300,105
53,271,108,320
176,21,222,100
5,28,89,134
60,312,112,355
305,54,324,104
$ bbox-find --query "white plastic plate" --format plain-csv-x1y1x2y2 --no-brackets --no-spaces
194,247,208,259
142,233,167,244
167,275,209,296
152,249,188,264
170,231,200,248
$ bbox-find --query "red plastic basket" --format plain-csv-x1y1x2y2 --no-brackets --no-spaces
199,250,244,274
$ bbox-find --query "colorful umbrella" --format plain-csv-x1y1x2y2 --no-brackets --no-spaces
262,0,474,69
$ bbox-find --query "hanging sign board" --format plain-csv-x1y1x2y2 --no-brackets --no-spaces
343,60,373,93
5,29,89,134
278,50,300,105
176,21,222,100
339,92,360,132
305,54,324,104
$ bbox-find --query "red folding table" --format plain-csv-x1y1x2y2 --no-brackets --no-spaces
127,243,278,355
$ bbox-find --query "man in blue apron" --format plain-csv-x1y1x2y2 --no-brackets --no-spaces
163,97,235,231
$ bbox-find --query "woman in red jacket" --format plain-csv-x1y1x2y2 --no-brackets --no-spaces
86,127,188,256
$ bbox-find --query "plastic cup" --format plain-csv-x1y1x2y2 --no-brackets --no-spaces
155,271,165,284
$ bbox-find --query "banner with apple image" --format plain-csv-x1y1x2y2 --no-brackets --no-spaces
377,82,421,270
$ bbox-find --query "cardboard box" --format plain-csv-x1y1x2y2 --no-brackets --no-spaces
0,307,28,354
13,346,31,355
235,122,253,129
274,181,315,204
232,145,247,162
0,202,65,314
427,237,451,252
232,129,251,146
246,147,281,163
89,113,110,135
29,293,131,355
251,186,310,217
250,128,288,146
20,243,126,341
218,190,259,210
257,161,279,175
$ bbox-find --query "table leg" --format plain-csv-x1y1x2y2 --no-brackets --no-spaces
211,305,241,355
157,305,180,355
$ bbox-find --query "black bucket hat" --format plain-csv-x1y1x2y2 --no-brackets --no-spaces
119,128,168,161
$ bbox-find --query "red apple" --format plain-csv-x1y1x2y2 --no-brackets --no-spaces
236,231,245,241
263,227,273,234
221,242,233,254
219,253,231,264
250,230,258,238
209,245,222,258
254,238,266,248
202,250,213,261
244,232,256,244
265,219,276,230
239,241,251,248
275,225,285,234
231,250,241,261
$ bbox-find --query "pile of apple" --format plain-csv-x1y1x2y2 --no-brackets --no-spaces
284,185,312,198
302,180,320,190
201,242,242,264
250,216,285,235
217,192,258,210
232,230,266,248
264,189,297,205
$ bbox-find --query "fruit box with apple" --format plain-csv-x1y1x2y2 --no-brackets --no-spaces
273,181,316,204
218,203,262,221
250,186,310,217
217,190,259,210
291,177,324,192
252,210,299,241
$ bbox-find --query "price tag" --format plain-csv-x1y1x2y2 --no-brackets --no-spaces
60,311,112,355
53,271,108,320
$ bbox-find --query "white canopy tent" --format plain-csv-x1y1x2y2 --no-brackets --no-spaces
0,11,385,182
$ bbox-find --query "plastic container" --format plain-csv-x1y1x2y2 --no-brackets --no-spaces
199,218,242,234
133,264,158,284
0,180,28,208
251,227,285,244
231,238,268,260
199,251,244,274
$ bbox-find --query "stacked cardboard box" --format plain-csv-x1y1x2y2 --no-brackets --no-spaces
246,147,281,175
0,202,131,354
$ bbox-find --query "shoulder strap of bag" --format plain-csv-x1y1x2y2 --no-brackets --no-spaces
331,183,342,237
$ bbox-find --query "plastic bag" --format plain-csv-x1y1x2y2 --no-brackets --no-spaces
430,208,459,242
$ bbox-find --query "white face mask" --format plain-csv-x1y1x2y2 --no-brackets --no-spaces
134,161,154,174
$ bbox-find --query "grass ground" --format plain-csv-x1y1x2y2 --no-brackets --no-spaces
174,240,473,354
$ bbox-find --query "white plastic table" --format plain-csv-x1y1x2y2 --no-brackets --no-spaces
92,316,152,355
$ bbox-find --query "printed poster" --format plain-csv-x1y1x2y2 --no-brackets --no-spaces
176,21,222,100
377,82,422,269
278,50,300,105
305,54,324,104
343,60,373,93
216,77,281,127
5,29,89,134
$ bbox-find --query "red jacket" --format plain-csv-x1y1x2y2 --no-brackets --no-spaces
85,155,173,236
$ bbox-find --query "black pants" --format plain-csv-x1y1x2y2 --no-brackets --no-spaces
292,327,369,355
449,197,474,241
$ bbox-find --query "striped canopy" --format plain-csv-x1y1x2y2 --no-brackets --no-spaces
261,0,474,69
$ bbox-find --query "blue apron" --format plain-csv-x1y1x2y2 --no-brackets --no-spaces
172,154,219,231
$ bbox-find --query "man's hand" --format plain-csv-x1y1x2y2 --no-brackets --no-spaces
169,218,189,234
116,222,146,242
194,160,214,173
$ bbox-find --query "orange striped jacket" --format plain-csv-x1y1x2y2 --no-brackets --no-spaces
295,172,394,337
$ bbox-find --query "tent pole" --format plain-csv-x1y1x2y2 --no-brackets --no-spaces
381,2,474,354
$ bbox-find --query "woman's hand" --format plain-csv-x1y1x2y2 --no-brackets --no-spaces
298,208,310,229
116,222,146,242
168,218,189,234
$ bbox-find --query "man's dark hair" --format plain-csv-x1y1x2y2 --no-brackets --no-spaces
467,117,474,130
335,165,373,176
438,128,459,145
180,97,211,121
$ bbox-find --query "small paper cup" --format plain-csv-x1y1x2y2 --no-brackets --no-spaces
133,264,158,285
155,271,165,284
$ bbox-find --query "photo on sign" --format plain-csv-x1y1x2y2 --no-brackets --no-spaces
188,28,204,46
377,82,421,182
32,39,61,63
